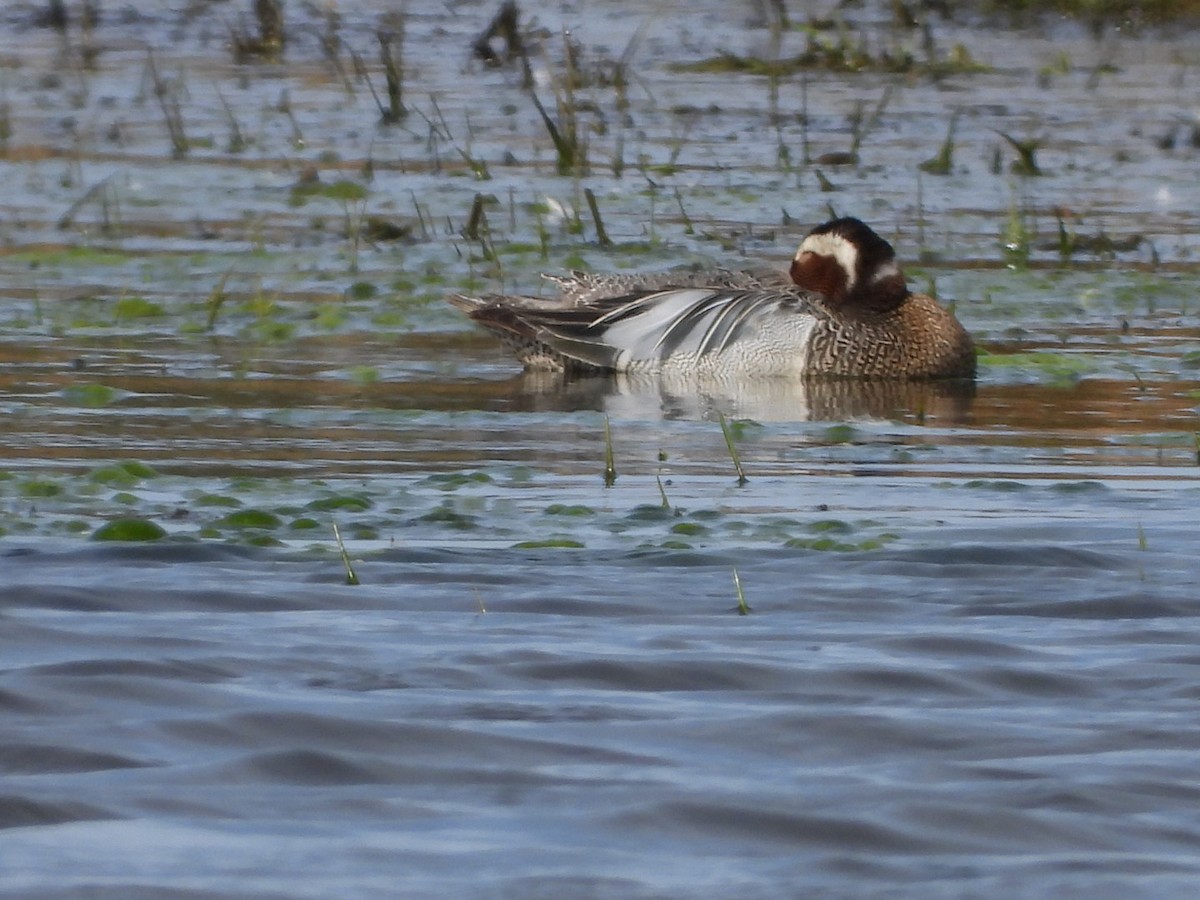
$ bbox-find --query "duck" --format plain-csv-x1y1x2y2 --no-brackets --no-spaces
447,217,976,379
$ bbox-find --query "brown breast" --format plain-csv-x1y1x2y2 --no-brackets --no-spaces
805,292,976,379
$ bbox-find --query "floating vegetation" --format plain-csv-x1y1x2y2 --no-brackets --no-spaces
218,509,283,530
545,504,595,517
1,0,1197,572
114,296,166,320
92,517,167,542
807,519,854,534
422,472,493,491
623,504,675,524
196,494,243,508
671,31,985,78
91,461,157,487
418,503,478,530
22,479,64,499
963,480,1031,492
1039,216,1144,261
783,534,896,552
977,350,1100,383
512,538,586,549
290,176,369,207
823,424,858,444
61,384,120,408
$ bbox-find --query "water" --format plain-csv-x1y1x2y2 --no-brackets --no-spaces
4,526,1200,897
2,1,1200,896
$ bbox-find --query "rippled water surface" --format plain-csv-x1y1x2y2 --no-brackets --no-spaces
2,1,1200,897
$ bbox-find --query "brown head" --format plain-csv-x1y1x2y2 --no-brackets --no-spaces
791,218,976,378
789,217,908,316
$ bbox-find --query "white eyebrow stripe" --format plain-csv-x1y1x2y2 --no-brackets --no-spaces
870,260,900,283
794,232,859,292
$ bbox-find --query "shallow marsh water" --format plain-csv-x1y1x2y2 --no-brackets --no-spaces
1,1,1200,897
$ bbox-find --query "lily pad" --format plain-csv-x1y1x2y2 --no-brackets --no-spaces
92,518,167,541
219,509,283,529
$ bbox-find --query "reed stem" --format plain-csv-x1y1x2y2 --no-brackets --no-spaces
719,414,748,486
603,416,617,487
333,522,360,585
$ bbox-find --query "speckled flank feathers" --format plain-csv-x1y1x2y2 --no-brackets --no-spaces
448,217,975,380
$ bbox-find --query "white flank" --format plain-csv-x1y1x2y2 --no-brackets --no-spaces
601,289,817,376
794,232,859,293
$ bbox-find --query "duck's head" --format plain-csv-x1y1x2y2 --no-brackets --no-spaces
789,217,908,314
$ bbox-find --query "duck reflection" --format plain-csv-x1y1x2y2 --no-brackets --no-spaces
507,370,976,423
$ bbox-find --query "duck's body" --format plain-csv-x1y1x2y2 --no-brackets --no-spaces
449,218,976,380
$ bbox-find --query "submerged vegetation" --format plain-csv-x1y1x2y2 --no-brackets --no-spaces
0,450,914,554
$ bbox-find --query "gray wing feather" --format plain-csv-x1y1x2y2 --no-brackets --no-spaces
542,267,792,305
543,288,811,366
455,275,820,372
